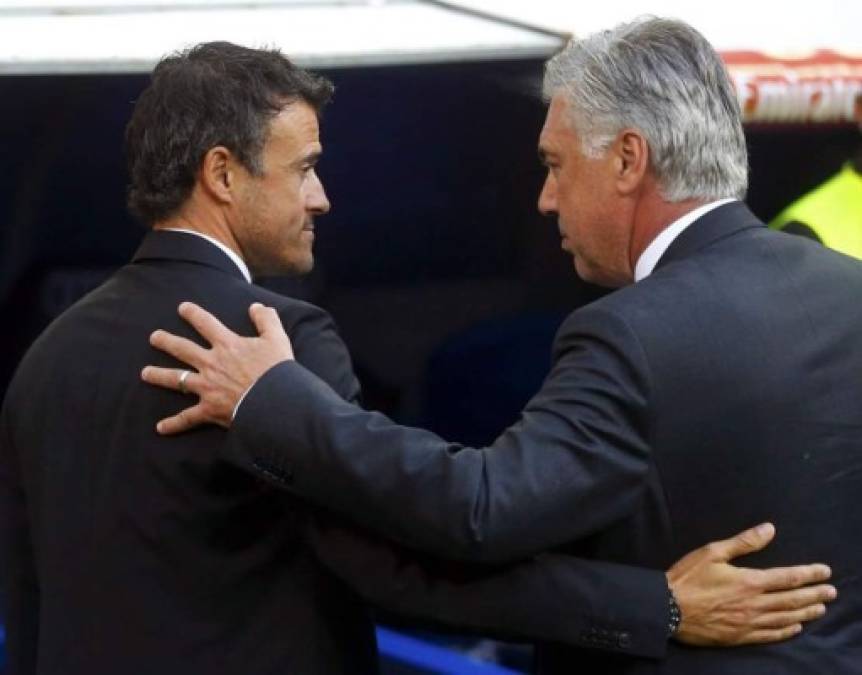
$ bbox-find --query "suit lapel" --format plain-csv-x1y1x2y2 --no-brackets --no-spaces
131,230,247,282
654,201,765,272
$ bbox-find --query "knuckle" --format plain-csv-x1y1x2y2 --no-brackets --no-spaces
751,629,775,644
784,570,802,587
783,594,804,611
704,542,724,559
759,570,782,590
773,610,797,626
737,531,758,550
743,570,765,592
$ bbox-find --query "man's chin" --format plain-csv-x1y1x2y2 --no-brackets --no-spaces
252,256,314,279
573,257,600,285
574,258,626,289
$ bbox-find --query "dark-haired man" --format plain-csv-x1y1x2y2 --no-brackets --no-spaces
1,41,835,675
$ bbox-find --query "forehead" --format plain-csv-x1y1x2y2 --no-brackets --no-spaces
267,101,321,151
539,93,577,152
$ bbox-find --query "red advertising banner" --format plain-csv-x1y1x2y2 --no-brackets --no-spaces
722,50,862,124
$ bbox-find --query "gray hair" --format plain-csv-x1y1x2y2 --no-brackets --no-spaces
543,17,748,201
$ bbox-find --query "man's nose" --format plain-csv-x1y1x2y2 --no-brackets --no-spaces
537,173,557,216
308,170,330,214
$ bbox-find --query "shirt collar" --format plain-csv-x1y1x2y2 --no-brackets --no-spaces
634,198,737,282
159,228,252,283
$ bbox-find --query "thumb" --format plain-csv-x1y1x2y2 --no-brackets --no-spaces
249,303,287,340
712,522,776,562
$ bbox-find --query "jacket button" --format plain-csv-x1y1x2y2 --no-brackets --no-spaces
618,632,631,649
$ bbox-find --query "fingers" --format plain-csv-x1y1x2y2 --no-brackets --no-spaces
179,302,230,347
755,584,837,612
755,563,832,592
150,329,208,369
710,522,775,561
736,624,802,645
753,604,826,629
155,404,212,435
249,303,287,340
141,366,201,395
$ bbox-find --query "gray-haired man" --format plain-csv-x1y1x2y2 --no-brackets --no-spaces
142,19,859,673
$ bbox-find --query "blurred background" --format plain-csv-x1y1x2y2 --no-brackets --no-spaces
0,1,860,672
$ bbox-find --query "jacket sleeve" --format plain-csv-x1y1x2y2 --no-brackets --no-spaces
284,306,667,657
0,404,40,675
307,516,669,659
227,306,652,564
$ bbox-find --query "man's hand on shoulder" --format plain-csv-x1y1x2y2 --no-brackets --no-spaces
141,302,294,433
668,522,836,646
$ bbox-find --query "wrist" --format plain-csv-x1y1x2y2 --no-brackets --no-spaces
667,585,682,638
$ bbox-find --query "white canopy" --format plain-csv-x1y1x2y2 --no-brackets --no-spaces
0,0,564,74
444,0,860,55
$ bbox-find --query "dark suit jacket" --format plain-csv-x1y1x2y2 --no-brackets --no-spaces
0,230,670,675
225,202,862,674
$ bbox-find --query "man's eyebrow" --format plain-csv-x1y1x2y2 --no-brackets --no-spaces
538,147,555,164
294,150,322,167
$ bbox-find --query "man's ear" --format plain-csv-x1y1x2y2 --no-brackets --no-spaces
199,146,237,205
613,129,649,196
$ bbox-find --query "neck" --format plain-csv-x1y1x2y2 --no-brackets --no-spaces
154,205,244,263
628,192,708,272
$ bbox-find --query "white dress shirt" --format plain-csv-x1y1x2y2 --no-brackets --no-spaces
162,227,253,283
634,198,736,282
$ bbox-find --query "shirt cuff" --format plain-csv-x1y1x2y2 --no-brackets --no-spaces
232,385,254,420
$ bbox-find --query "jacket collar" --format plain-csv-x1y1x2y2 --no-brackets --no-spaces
654,201,765,272
131,229,247,282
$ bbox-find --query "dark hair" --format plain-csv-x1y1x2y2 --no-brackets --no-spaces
125,41,334,225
